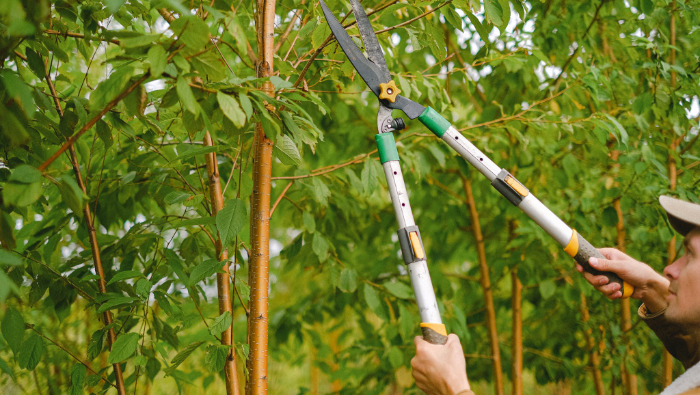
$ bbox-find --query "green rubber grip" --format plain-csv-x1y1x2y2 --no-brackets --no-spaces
418,107,451,138
376,133,399,164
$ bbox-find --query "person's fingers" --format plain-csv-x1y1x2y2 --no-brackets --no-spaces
414,336,424,348
598,248,630,261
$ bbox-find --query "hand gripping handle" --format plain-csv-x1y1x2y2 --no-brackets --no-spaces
565,230,634,298
420,323,448,345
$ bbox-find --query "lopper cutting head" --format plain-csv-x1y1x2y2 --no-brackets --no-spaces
319,0,425,133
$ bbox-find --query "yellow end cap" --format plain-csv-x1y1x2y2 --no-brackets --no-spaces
564,229,579,257
505,175,529,197
409,231,425,260
420,323,447,337
621,282,634,298
378,80,401,103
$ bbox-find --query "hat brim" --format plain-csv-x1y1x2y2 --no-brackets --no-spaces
659,195,700,236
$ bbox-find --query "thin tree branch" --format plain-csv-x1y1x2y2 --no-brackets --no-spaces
38,73,150,172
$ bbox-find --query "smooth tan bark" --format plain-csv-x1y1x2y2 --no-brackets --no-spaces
247,2,276,393
462,178,504,395
204,132,240,395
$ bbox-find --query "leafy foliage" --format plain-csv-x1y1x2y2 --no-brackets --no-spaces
0,0,698,393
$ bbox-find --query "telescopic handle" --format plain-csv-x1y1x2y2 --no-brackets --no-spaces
416,107,635,298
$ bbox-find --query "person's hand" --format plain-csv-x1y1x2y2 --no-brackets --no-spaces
576,248,669,312
411,334,470,395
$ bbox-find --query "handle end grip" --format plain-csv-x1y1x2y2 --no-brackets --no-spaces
565,230,635,299
420,323,447,345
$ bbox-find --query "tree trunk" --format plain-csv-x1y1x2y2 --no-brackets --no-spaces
44,57,126,393
581,295,606,395
69,146,126,395
663,5,677,387
204,132,240,395
613,197,637,395
511,266,523,395
462,177,504,395
247,2,276,394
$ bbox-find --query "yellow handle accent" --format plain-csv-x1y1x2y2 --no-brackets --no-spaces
409,231,425,260
505,175,529,197
622,282,634,298
564,229,579,257
378,80,401,103
420,323,447,337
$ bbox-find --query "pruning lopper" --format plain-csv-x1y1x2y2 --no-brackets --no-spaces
319,0,633,345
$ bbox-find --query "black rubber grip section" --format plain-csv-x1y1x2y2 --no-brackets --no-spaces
574,233,625,288
491,169,524,206
421,326,448,345
397,225,424,265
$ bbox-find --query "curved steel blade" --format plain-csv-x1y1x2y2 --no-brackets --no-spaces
319,0,383,98
349,0,391,82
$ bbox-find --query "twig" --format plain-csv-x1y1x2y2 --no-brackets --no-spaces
270,181,294,216
28,326,116,389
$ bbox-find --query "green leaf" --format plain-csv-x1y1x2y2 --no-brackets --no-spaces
274,134,302,166
148,45,167,78
209,311,232,337
69,363,87,395
269,76,293,90
484,0,504,27
384,281,413,299
238,93,253,119
177,76,198,114
310,177,331,206
338,268,358,293
311,22,330,50
165,340,205,375
97,296,138,313
0,250,23,266
312,233,329,262
388,346,404,369
25,48,46,78
188,259,221,286
303,212,315,233
539,279,556,299
602,206,619,227
466,12,490,43
364,284,385,320
89,67,133,111
88,329,105,360
0,357,14,381
3,181,42,207
2,308,25,355
9,164,41,184
57,176,86,216
106,270,144,285
204,344,230,373
361,158,381,196
171,16,210,49
216,198,247,248
107,332,140,364
602,113,629,146
217,91,246,128
135,278,153,299
0,71,35,117
18,332,44,370
0,270,20,302
164,191,191,205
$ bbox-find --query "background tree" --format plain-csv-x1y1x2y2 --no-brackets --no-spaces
0,0,698,394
